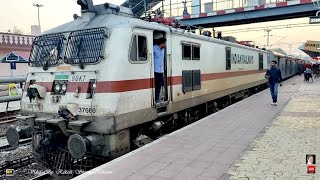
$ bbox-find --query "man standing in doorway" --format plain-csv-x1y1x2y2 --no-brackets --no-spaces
154,36,166,103
265,60,283,106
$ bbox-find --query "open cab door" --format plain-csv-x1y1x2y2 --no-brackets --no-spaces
152,31,171,114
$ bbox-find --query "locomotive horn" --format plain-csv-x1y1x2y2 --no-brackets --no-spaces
6,126,32,147
67,134,103,159
77,0,95,12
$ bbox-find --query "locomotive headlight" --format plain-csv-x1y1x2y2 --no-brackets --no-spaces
52,81,68,95
61,83,67,92
54,82,61,92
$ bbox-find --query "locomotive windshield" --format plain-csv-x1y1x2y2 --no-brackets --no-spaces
28,28,106,67
64,28,106,65
28,33,64,67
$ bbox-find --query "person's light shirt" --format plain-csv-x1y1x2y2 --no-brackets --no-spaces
153,45,164,73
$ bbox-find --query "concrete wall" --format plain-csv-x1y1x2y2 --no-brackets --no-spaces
0,48,10,59
0,38,31,77
0,63,29,77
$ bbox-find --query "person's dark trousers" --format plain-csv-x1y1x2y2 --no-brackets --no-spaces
155,72,163,102
304,72,307,81
269,82,278,103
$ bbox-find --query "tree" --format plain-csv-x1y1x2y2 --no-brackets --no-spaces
11,26,24,35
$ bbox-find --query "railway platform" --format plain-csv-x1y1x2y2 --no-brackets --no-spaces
0,101,20,113
74,75,315,180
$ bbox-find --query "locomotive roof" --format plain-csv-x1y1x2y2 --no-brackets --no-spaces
268,50,306,61
268,50,286,57
42,9,169,35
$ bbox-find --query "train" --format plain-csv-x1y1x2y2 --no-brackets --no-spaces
5,0,305,178
268,50,305,79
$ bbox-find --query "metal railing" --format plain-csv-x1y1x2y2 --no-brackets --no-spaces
29,33,65,67
64,28,106,65
0,77,27,84
149,0,298,17
313,0,320,8
0,77,27,113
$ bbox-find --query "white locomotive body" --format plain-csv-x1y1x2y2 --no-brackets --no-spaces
5,1,299,177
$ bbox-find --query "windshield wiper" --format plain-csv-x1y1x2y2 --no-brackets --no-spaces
76,38,85,69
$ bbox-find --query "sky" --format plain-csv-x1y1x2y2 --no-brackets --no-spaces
0,0,319,57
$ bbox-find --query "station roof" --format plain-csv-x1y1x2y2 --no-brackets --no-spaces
1,51,29,63
299,40,320,60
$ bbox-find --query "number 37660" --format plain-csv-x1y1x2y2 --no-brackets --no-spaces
78,107,96,114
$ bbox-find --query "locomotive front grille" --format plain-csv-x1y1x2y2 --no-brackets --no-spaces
38,147,108,177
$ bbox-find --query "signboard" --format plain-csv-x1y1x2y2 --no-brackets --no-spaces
309,16,320,24
10,62,16,70
304,40,320,53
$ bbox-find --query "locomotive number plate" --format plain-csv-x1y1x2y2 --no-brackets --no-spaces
27,104,44,111
78,107,96,114
71,75,86,82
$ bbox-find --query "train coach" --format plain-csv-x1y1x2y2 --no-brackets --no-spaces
268,50,303,80
5,0,301,177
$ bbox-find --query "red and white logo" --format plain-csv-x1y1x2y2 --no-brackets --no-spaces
308,166,315,174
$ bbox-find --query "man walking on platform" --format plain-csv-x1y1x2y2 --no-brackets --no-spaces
265,60,283,106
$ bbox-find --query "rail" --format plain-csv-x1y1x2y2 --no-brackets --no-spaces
30,173,52,180
0,155,34,175
0,110,17,124
0,138,32,152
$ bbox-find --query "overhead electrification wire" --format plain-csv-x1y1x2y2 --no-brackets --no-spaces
220,23,320,34
269,36,288,47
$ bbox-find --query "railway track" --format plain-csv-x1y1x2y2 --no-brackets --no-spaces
0,115,17,125
29,173,52,180
0,155,34,175
0,138,32,152
0,110,18,124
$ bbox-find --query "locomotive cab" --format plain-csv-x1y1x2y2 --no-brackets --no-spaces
6,2,144,176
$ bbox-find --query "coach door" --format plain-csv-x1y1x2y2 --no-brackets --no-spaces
285,59,288,76
152,31,170,111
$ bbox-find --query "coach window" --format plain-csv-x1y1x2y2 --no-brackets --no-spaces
226,47,231,70
285,60,288,75
192,45,200,60
259,53,263,70
130,34,147,63
182,70,192,92
182,43,191,60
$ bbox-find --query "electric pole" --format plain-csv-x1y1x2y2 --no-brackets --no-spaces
33,3,44,27
289,45,292,55
264,27,271,47
182,0,189,16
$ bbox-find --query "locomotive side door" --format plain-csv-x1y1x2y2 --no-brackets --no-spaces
151,31,170,110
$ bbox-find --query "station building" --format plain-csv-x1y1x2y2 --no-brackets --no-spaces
0,26,40,77
299,40,320,62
